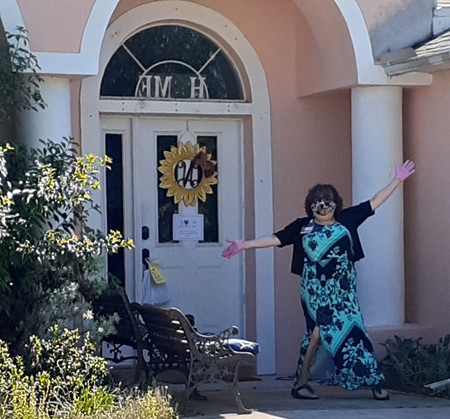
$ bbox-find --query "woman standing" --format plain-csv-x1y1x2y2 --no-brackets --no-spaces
222,161,415,401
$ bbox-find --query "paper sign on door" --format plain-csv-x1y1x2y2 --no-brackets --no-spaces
172,214,204,241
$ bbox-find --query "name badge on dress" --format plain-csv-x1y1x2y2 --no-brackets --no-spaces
300,220,314,234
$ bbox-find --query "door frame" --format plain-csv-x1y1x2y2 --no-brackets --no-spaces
81,1,275,374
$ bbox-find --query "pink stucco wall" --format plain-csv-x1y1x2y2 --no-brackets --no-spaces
294,0,357,96
17,0,94,52
403,73,450,339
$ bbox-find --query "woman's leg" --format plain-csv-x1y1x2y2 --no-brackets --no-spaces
292,327,320,399
299,326,320,385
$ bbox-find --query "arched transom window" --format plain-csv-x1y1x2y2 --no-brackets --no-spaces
101,25,244,101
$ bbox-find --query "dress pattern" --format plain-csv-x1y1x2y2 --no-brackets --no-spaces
293,222,385,390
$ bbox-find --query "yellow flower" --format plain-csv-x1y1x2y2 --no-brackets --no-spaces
1,196,12,206
86,154,97,164
90,181,100,190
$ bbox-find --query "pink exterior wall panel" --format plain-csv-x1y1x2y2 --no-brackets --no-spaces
403,73,450,338
17,0,95,52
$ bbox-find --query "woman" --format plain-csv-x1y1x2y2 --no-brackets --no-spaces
222,160,415,401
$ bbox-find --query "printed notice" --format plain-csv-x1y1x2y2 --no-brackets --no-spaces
172,214,204,241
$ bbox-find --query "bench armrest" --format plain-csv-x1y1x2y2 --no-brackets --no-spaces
191,326,241,357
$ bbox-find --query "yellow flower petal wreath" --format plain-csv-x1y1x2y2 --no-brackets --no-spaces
158,141,217,206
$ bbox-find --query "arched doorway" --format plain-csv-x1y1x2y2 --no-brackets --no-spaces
101,23,246,333
80,1,274,371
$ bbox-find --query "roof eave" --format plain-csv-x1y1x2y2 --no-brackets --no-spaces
383,52,450,76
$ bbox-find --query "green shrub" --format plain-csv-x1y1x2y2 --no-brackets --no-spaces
0,337,52,419
0,330,178,418
84,387,178,419
381,334,450,398
0,26,46,124
28,326,110,393
73,386,117,417
0,327,110,417
0,137,133,354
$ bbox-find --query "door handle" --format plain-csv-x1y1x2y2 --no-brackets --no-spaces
142,226,150,240
142,248,150,265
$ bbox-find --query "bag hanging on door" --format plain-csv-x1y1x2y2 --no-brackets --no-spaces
141,259,170,306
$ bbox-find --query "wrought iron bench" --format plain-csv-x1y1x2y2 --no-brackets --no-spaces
92,287,149,383
134,303,255,414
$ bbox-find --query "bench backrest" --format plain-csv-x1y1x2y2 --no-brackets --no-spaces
93,288,143,347
135,304,194,358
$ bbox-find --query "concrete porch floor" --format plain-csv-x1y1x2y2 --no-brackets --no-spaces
169,376,450,419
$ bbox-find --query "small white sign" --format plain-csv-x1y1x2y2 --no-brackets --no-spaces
173,214,204,241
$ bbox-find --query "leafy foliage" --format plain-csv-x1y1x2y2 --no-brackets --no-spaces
0,138,133,352
0,26,46,123
381,334,450,398
0,329,178,418
95,387,178,419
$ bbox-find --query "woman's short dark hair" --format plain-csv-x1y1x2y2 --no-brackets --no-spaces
304,184,343,218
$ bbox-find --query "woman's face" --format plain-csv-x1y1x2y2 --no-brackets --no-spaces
311,195,336,221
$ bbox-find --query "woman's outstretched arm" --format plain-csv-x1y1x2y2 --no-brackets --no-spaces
222,235,281,259
370,160,415,211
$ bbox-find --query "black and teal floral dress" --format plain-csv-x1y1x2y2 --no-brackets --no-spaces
274,201,386,391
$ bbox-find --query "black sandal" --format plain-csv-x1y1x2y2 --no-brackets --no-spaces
291,384,319,400
372,385,390,401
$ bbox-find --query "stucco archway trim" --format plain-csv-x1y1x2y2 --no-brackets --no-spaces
333,0,431,86
81,0,275,374
1,0,25,34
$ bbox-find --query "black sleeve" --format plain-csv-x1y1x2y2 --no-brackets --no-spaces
339,200,375,228
274,218,305,247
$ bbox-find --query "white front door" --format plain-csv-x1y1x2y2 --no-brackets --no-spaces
101,117,244,334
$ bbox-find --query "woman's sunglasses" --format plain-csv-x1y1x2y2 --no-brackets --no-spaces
312,196,335,205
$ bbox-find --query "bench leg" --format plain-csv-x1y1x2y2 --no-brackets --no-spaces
184,384,196,401
134,346,148,387
230,383,251,415
228,363,251,414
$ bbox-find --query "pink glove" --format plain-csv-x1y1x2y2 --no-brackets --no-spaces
222,239,244,259
395,160,415,181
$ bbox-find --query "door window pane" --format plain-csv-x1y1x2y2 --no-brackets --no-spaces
198,136,218,243
157,135,178,243
105,133,125,284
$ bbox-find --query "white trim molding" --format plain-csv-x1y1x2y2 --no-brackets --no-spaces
81,1,275,374
0,0,25,34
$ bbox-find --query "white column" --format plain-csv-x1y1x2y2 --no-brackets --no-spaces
351,86,404,326
16,76,72,147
